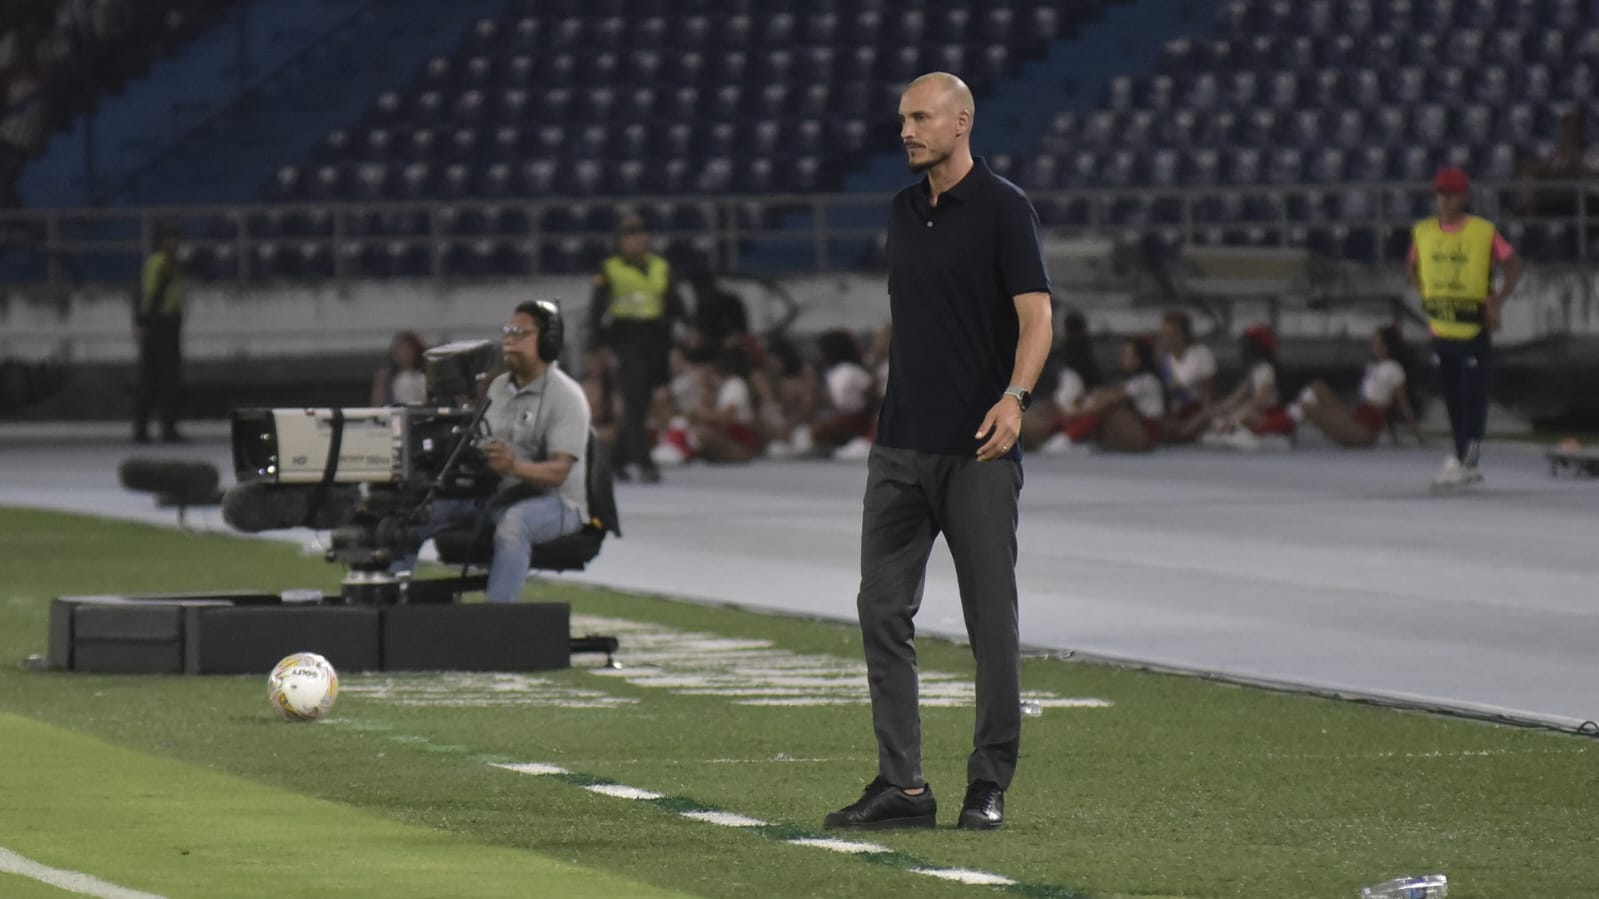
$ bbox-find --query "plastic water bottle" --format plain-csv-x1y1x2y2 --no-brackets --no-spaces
1360,874,1447,898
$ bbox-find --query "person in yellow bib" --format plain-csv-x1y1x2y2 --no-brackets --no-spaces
587,214,688,484
1407,167,1522,489
132,227,186,443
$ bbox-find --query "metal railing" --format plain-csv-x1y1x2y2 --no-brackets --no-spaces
0,177,1592,290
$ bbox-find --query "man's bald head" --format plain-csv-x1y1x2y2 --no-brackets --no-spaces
898,72,975,175
907,72,975,119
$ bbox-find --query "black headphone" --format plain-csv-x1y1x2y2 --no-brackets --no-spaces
519,299,565,363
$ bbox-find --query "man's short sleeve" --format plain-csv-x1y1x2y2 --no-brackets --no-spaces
542,379,590,462
998,191,1051,299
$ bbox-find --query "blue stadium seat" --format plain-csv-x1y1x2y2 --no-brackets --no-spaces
1267,147,1301,183
1184,149,1221,187
1520,63,1553,100
1228,147,1264,185
1243,108,1279,145
1311,148,1347,183
1354,146,1388,181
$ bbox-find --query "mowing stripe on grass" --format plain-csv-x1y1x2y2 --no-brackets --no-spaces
1,714,697,899
0,848,169,899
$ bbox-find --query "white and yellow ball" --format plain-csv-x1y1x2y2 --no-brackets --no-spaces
267,652,339,721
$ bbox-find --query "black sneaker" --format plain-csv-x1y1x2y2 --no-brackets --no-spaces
823,777,936,830
957,780,1004,830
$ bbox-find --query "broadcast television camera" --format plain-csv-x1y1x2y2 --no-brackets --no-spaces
222,339,506,604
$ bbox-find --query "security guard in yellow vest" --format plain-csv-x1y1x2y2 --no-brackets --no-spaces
133,227,186,443
588,214,688,483
1407,167,1522,488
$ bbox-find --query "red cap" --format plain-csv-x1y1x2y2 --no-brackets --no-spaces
1433,167,1470,195
1243,323,1278,357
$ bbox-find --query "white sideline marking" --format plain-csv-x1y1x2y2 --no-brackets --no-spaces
911,867,1018,886
1030,698,1115,708
786,838,890,855
488,761,1030,888
492,762,569,776
0,847,170,899
708,756,831,764
584,784,664,801
679,810,767,828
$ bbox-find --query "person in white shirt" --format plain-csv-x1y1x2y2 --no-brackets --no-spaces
1193,324,1295,448
809,329,878,454
1066,336,1167,452
1289,325,1425,448
370,331,428,406
1157,310,1216,441
687,343,763,463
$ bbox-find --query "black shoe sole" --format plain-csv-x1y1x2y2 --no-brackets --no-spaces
822,813,937,831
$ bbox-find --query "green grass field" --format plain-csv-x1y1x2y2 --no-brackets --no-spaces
1,506,1596,898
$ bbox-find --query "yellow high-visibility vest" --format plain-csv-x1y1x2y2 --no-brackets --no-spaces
1413,216,1495,340
140,252,184,318
601,254,670,320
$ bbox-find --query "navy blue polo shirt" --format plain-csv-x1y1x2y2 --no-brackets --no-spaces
877,157,1051,456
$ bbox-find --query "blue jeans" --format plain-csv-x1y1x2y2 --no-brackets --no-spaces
399,494,584,602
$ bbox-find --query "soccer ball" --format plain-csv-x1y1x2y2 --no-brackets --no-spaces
267,652,339,721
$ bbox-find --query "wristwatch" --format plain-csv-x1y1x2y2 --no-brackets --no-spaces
1004,385,1032,412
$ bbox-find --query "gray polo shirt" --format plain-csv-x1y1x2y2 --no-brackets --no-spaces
483,363,591,521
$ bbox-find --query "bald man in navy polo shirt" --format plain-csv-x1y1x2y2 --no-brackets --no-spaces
824,73,1053,833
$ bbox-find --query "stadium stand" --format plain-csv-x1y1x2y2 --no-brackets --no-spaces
1029,0,1599,262
7,0,1598,284
231,1,1122,280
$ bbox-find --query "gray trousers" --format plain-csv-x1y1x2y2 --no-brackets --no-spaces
857,444,1023,791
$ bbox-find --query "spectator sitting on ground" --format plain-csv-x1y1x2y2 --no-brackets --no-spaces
685,343,763,464
1196,324,1296,451
1157,309,1217,443
1023,310,1103,455
792,328,876,459
1057,336,1167,453
370,330,428,406
755,335,819,456
648,343,713,467
1288,325,1425,448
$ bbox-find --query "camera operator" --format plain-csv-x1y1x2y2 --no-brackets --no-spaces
395,300,591,602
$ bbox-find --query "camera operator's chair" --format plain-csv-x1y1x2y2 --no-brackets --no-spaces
432,428,621,584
